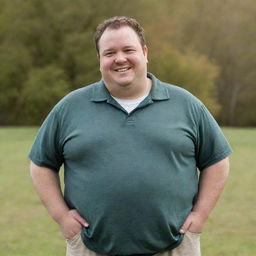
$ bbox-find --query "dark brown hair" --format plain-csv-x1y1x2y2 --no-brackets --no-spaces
95,16,146,53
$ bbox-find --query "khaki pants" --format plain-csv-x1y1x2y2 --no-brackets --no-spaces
66,231,201,256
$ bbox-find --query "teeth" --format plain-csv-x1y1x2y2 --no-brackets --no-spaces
116,68,129,72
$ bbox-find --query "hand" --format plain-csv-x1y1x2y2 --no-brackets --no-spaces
179,211,205,234
58,209,89,239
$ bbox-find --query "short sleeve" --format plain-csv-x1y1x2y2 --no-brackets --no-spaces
28,107,64,172
196,104,233,171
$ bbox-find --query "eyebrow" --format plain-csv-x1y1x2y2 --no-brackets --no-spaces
102,48,115,54
102,45,136,54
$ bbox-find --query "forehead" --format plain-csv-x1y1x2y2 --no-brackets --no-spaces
98,26,141,52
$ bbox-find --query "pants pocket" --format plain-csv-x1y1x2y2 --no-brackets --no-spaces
66,232,81,248
186,230,201,236
170,231,201,256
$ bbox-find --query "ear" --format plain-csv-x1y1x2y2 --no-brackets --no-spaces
143,45,149,63
97,53,102,72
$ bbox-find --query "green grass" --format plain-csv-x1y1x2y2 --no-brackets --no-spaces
201,128,256,256
0,127,255,256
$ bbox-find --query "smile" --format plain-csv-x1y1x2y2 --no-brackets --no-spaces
115,67,131,72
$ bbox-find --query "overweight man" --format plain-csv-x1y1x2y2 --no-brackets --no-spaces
29,16,232,256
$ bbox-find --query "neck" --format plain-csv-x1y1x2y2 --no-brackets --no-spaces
106,77,152,100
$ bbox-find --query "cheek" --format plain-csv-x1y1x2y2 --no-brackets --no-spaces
130,55,147,66
100,59,112,73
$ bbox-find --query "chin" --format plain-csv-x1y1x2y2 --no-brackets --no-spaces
113,77,133,87
116,81,133,88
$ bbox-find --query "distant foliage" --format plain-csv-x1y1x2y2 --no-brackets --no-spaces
163,0,256,126
149,45,219,115
0,0,254,125
20,65,69,124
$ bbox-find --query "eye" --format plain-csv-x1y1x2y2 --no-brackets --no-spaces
125,49,135,53
104,51,114,57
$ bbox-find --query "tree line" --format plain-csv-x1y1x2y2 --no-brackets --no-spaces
0,0,255,126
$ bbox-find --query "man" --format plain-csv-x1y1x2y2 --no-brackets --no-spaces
29,16,232,256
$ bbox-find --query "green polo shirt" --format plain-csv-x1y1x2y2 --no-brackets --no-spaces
29,73,232,255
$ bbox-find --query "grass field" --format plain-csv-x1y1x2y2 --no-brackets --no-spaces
0,127,255,256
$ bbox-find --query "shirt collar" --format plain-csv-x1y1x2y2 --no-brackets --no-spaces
90,80,109,102
147,72,170,100
91,72,170,102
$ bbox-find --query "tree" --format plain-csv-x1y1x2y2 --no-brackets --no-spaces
166,0,256,126
0,44,32,124
0,0,229,125
20,65,69,124
149,44,219,115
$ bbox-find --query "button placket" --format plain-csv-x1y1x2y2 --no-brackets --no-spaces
126,115,135,125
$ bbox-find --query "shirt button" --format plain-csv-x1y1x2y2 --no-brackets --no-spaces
126,116,135,125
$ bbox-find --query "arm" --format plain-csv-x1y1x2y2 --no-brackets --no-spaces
30,161,89,238
180,157,230,234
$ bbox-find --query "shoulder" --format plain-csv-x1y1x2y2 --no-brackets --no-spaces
150,72,200,102
53,81,100,112
63,82,99,102
156,76,203,108
150,73,206,125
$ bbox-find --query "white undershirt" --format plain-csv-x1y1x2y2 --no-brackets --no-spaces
111,93,149,113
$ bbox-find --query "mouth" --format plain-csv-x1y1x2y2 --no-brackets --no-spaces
114,67,131,72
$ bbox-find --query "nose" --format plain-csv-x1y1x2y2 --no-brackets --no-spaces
114,52,127,63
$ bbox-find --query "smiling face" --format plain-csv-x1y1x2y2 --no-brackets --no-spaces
98,26,149,98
